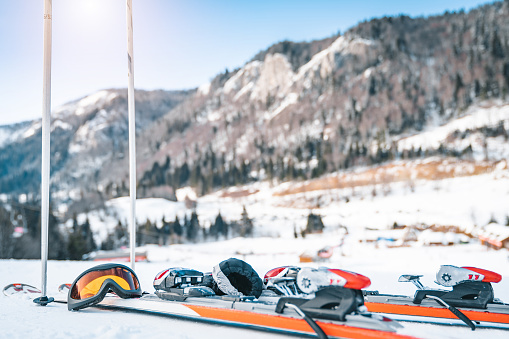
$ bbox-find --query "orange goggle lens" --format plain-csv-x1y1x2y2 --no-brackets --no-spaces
70,267,140,300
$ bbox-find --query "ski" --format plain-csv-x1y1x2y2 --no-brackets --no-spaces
2,283,55,305
3,280,414,338
364,265,509,330
86,264,416,339
3,283,41,296
94,292,416,339
57,283,71,293
3,285,413,338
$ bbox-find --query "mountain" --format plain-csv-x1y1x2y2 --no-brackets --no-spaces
131,1,509,195
0,89,192,213
1,1,508,218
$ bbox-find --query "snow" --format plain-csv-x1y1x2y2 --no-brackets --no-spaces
2,239,509,338
265,92,298,121
76,91,119,113
197,82,211,96
68,109,114,154
251,53,294,101
175,187,198,202
5,120,509,338
6,164,508,338
80,158,507,243
478,222,509,243
295,36,373,83
397,102,509,152
0,123,33,147
22,121,42,139
223,61,262,95
51,119,73,131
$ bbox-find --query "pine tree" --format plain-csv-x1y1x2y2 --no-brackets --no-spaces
187,211,200,242
101,233,115,251
0,205,14,258
114,220,128,247
162,216,171,245
173,215,183,238
240,205,254,237
82,217,96,254
67,231,87,260
305,212,325,234
211,212,227,239
492,31,504,59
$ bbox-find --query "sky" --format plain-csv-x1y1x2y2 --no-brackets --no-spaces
0,0,494,125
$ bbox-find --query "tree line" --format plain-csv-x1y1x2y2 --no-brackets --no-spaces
0,202,256,260
101,206,255,251
136,120,509,198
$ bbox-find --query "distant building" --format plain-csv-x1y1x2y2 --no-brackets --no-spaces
477,223,509,250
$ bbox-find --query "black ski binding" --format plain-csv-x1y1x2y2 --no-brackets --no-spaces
400,265,502,309
275,286,365,322
413,281,495,309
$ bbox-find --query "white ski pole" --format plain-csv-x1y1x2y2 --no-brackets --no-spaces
126,0,137,271
34,0,54,307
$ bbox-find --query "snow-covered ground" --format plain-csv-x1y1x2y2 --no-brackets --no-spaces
6,137,509,338
77,159,509,247
1,237,509,339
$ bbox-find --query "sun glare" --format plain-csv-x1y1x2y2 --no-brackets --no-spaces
80,0,101,13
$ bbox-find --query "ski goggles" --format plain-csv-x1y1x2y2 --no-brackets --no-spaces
68,263,142,311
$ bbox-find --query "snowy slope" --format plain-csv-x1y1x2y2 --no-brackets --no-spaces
81,159,509,246
0,121,33,148
397,102,509,160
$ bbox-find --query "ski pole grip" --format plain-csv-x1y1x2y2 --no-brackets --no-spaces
448,306,475,331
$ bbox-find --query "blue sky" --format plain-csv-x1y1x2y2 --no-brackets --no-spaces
0,0,493,125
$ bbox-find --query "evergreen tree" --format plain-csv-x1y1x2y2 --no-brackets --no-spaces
239,205,254,237
114,220,128,247
162,216,171,245
267,158,274,181
190,163,201,188
47,205,67,259
0,205,14,258
187,211,200,242
101,232,115,251
211,212,227,239
179,162,190,186
305,212,325,234
491,31,504,59
173,215,183,238
67,231,87,260
81,217,96,254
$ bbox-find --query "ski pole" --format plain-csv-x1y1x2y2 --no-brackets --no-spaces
125,0,137,271
34,0,54,307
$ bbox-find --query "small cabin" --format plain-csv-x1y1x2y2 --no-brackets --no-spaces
477,223,509,250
